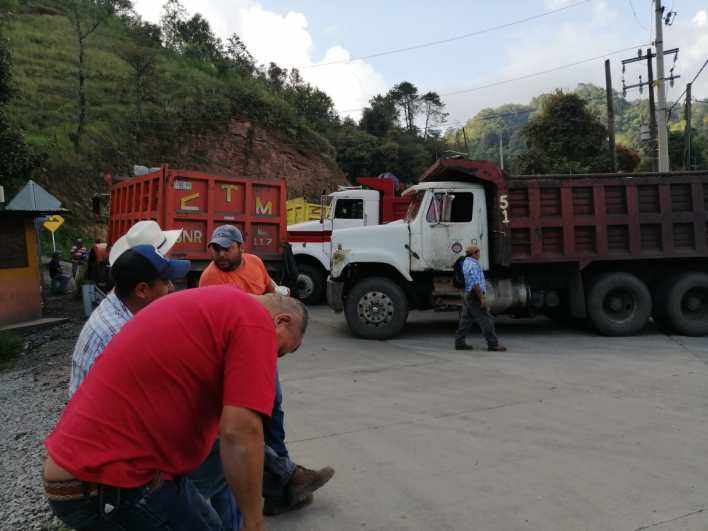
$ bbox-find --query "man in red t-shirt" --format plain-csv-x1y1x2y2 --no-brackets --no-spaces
42,287,308,531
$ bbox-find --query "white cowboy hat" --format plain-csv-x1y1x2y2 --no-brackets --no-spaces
109,220,183,265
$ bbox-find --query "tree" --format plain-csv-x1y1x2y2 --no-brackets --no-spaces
359,94,397,137
420,91,447,138
389,81,420,134
615,144,640,172
0,30,38,193
63,0,133,151
515,90,609,174
160,0,186,51
224,33,255,76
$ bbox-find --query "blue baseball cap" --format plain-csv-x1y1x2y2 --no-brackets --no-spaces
126,244,191,280
209,225,244,248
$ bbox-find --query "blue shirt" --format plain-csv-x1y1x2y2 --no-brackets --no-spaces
69,290,133,397
462,257,486,294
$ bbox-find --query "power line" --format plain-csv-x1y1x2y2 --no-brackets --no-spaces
667,58,708,116
336,44,647,114
300,0,592,69
627,0,648,30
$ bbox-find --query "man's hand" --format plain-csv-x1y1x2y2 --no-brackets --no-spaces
220,406,266,531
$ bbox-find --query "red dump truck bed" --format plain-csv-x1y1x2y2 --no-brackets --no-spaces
355,177,411,223
506,172,708,265
108,166,287,272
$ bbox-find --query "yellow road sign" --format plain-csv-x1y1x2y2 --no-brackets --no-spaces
43,214,64,233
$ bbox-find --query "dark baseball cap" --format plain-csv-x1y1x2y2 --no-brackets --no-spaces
112,244,191,286
209,225,244,248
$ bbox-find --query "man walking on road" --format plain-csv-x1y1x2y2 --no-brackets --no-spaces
200,225,335,516
455,244,507,352
44,287,308,531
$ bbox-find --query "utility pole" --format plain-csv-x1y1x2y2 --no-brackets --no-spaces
654,0,670,172
684,83,692,169
605,59,616,172
647,50,658,171
621,47,679,173
498,132,504,170
461,127,470,159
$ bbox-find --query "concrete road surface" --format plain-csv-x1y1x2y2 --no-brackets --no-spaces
270,307,708,531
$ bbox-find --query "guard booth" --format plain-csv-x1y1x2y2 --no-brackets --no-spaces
0,181,66,326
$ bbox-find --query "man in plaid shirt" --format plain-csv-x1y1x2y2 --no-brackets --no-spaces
455,244,507,352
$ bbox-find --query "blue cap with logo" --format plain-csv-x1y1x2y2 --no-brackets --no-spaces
209,224,244,248
127,244,191,280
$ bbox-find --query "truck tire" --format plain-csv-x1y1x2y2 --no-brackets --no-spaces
586,273,651,336
654,273,708,336
294,263,324,305
344,277,408,340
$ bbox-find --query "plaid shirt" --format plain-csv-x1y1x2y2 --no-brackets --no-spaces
69,290,132,397
462,257,486,294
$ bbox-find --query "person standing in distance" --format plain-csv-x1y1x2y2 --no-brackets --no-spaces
455,244,507,352
199,225,334,516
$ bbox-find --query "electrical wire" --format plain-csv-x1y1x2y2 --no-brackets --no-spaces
666,58,708,116
627,0,648,30
299,0,592,69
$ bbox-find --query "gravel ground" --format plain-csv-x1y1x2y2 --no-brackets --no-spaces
0,294,85,531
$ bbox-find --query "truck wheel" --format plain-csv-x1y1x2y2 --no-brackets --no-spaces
587,273,651,336
655,273,708,336
294,263,324,305
344,277,408,340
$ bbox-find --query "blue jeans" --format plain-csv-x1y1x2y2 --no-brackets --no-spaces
48,478,224,530
263,370,297,500
189,440,241,530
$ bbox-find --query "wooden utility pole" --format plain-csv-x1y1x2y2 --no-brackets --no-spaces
605,59,616,172
461,127,470,159
684,83,692,169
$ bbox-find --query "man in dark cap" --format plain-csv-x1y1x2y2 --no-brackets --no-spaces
200,225,334,516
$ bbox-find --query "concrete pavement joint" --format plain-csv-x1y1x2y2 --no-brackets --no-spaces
634,507,705,530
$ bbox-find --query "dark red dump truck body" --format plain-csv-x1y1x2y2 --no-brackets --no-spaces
420,159,708,268
354,177,411,223
107,166,287,271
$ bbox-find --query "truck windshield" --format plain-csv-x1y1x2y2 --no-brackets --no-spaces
405,191,425,222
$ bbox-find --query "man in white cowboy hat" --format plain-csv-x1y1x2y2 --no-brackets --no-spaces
109,220,183,266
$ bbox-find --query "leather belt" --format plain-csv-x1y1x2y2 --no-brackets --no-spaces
44,479,98,501
44,474,163,502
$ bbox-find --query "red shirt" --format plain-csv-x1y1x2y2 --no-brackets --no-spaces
199,254,272,295
45,286,276,488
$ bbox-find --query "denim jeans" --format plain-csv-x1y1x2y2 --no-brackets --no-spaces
48,477,224,531
189,440,241,530
262,369,297,500
455,292,499,347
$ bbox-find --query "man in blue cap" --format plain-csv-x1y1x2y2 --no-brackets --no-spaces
69,243,191,394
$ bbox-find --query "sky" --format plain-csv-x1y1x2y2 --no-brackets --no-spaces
131,0,708,127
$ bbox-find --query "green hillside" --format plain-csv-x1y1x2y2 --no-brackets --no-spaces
2,3,333,208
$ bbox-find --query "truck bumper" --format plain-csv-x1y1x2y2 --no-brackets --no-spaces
326,277,344,313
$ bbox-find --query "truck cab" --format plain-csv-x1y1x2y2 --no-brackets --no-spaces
288,177,410,304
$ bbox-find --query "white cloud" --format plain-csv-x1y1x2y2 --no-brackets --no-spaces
131,0,387,120
438,3,708,125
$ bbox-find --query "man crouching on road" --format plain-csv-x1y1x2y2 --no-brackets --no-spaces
43,287,309,531
200,225,334,516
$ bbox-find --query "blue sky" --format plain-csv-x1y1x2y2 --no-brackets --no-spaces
133,0,708,125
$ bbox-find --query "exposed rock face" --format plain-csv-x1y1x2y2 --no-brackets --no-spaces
175,119,348,200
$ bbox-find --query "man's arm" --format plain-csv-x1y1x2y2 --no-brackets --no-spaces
220,405,266,531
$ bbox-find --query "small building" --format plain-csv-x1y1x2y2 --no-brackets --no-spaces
0,181,65,326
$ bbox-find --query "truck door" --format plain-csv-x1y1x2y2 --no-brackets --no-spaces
422,189,488,270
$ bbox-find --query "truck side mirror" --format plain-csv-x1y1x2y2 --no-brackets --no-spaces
320,192,326,224
442,194,455,222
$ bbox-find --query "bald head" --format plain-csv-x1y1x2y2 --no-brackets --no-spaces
255,293,309,356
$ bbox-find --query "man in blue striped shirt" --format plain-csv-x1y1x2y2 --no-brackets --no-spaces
455,244,506,352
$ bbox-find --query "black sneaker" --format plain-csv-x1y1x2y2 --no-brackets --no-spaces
455,342,473,350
